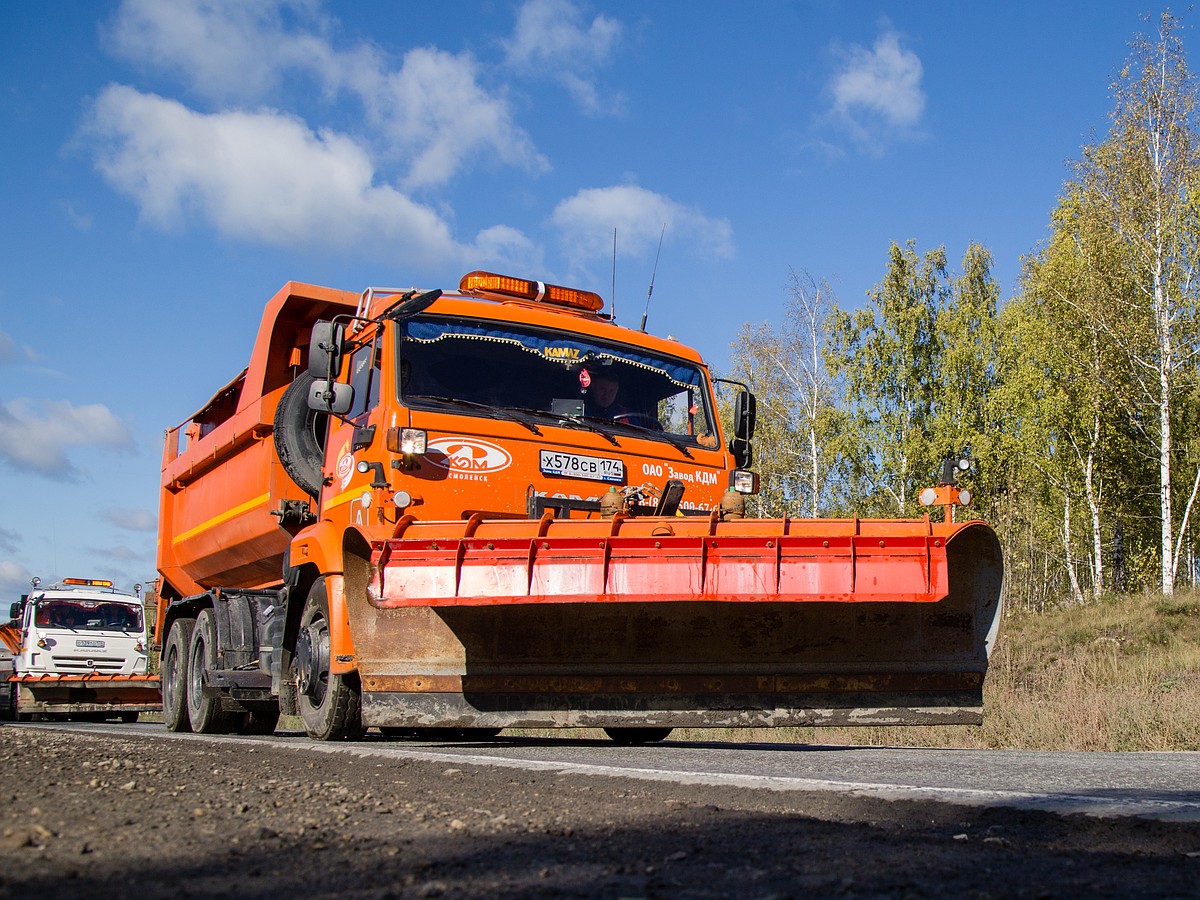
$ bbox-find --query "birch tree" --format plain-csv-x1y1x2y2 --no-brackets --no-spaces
1070,12,1200,595
728,270,840,517
826,241,946,515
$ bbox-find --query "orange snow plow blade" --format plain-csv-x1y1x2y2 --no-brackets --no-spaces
370,514,976,607
345,514,1004,730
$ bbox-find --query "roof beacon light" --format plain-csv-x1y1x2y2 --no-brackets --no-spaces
62,578,114,588
460,271,604,313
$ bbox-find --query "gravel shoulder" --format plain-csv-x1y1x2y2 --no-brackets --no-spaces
1,725,1198,899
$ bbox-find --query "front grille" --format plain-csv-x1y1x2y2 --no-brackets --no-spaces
49,655,126,673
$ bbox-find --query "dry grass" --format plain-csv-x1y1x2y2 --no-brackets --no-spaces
672,589,1200,751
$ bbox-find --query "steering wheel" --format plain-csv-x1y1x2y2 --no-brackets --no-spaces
615,412,663,430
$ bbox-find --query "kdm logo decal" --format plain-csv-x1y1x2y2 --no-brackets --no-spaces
425,437,513,477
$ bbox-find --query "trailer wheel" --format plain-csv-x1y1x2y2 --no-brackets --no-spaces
411,728,501,742
162,617,195,732
603,727,672,745
240,709,280,735
274,372,328,497
186,609,237,734
295,578,364,741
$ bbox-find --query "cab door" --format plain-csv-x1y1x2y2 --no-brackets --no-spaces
320,330,384,530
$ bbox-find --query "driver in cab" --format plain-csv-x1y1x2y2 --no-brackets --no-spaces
583,366,661,430
586,368,627,420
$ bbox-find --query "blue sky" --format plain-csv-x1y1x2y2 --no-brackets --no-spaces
0,1,1177,594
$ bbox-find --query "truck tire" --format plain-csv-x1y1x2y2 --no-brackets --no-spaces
239,709,280,735
186,609,238,734
603,727,672,745
411,728,501,742
295,578,364,741
274,372,328,497
10,682,31,722
162,617,195,733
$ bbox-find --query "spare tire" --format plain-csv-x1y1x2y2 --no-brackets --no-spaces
274,372,328,497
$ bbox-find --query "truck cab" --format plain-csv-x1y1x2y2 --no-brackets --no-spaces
306,272,741,536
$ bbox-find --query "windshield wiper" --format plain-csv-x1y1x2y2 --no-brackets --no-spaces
413,396,541,434
547,413,621,445
576,415,694,457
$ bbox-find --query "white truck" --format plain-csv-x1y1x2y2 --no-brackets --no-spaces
5,578,160,721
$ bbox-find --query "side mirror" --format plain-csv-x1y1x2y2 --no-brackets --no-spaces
733,390,757,441
9,602,22,621
728,437,753,469
308,321,345,379
307,379,355,416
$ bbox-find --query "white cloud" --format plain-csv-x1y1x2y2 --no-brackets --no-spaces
551,185,734,266
504,0,624,115
0,329,37,366
106,0,547,189
108,0,338,102
363,47,549,189
102,508,157,532
829,31,925,149
84,85,533,267
95,544,152,564
0,560,33,597
0,527,19,555
0,399,134,478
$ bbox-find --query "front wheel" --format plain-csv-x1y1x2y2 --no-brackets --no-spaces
295,579,364,741
604,727,672,745
161,618,195,732
10,682,31,722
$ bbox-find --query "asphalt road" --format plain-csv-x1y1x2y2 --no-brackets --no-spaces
4,722,1199,899
27,720,1200,822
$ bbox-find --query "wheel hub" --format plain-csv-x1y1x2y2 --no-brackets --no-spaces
294,623,328,702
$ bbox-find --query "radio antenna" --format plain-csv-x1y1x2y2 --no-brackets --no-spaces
610,227,618,323
640,223,666,332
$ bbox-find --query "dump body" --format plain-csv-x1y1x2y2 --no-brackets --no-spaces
155,273,1003,740
7,581,159,720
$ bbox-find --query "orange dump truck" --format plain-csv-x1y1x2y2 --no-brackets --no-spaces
155,272,1003,742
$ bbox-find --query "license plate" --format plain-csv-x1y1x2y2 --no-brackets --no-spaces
539,450,624,483
76,639,105,649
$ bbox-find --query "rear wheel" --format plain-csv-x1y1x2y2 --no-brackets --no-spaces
119,712,139,724
604,727,672,745
162,618,195,732
295,579,364,741
186,609,237,734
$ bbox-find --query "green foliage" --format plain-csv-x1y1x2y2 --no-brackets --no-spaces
728,12,1200,607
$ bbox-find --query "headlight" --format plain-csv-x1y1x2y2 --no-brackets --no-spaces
730,470,759,494
386,427,427,454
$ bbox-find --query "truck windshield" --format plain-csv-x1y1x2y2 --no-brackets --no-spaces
398,317,718,446
35,600,143,633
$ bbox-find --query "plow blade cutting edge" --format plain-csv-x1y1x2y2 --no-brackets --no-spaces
344,516,1004,730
